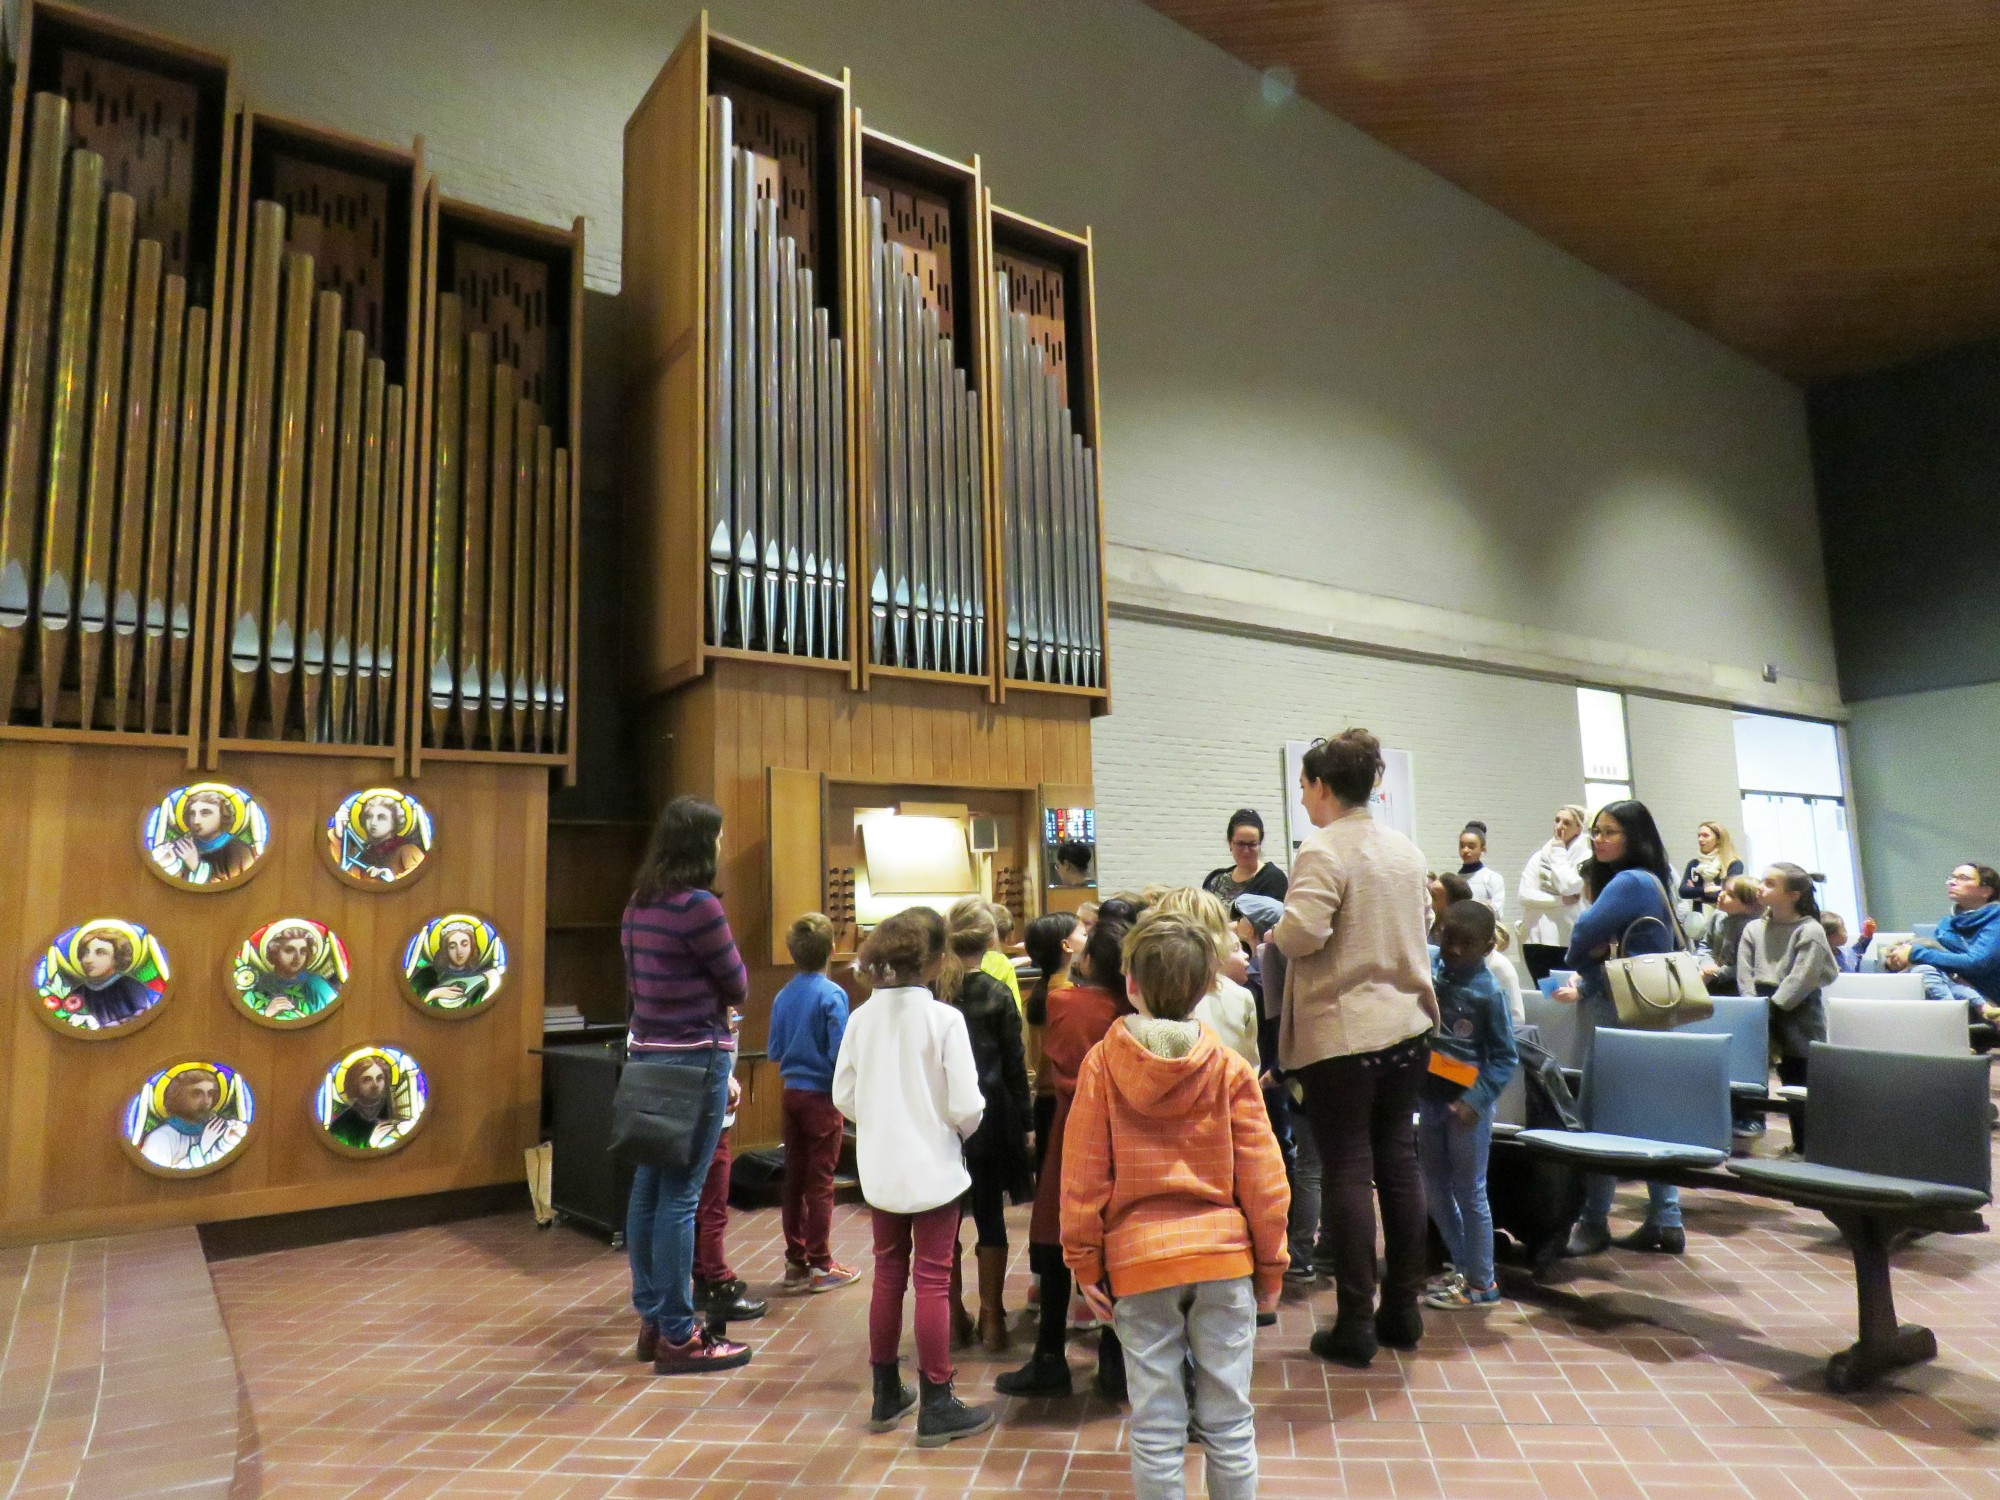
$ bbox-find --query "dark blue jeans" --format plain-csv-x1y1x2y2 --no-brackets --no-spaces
626,1048,733,1344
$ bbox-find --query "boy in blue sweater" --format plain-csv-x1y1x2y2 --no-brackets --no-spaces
1419,901,1519,1310
767,913,861,1293
1885,863,2000,1022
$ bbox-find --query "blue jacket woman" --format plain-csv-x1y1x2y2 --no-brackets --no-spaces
1560,799,1689,1259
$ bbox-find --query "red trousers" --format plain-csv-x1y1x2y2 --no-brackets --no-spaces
781,1088,845,1270
869,1202,960,1385
693,1133,733,1284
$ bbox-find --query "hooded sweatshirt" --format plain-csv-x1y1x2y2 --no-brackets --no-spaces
1060,1018,1291,1301
1910,902,2000,1002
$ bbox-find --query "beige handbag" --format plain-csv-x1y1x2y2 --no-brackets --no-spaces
1604,875,1713,1030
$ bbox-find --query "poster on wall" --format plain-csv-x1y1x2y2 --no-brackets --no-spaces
1282,740,1417,864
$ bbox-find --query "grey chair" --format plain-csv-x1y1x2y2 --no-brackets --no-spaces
1729,1043,1992,1392
1679,996,1771,1102
1827,971,1925,1000
1523,985,1589,1077
1490,1063,1528,1141
1516,1029,1731,1173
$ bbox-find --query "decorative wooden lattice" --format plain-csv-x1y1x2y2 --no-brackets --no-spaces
713,81,818,269
864,175,955,337
452,242,551,410
58,49,198,278
997,249,1068,406
270,154,389,352
994,866,1026,922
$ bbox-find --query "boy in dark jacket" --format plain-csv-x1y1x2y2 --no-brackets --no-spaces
1419,902,1518,1310
767,913,860,1293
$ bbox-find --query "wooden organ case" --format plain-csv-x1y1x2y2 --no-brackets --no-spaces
0,1,583,1244
623,13,1109,1148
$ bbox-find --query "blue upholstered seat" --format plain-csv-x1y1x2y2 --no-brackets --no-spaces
1516,1028,1732,1173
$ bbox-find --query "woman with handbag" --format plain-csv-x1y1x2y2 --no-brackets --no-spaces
621,796,754,1375
1554,799,1692,1257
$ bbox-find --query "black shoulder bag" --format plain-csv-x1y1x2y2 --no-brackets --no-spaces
609,973,724,1170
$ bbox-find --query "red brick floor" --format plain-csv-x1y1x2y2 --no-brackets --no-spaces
210,1165,2000,1500
0,1228,236,1499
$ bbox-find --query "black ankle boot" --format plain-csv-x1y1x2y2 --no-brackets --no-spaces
1375,1301,1423,1350
1310,1299,1378,1368
916,1376,995,1447
1565,1220,1612,1258
1094,1329,1127,1403
869,1361,917,1432
1615,1223,1686,1255
994,1350,1072,1397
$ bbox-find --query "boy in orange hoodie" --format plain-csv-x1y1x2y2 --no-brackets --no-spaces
1061,909,1290,1500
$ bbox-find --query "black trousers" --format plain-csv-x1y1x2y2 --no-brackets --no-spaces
966,1159,1009,1249
1295,1037,1430,1313
1778,1054,1809,1152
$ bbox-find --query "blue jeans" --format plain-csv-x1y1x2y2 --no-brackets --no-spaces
1578,992,1682,1232
1418,1089,1497,1290
626,1048,733,1344
1915,965,1991,1020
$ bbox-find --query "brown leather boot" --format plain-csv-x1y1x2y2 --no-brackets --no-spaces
949,1241,976,1349
976,1245,1010,1353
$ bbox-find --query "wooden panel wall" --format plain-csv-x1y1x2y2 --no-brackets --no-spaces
640,655,1091,1146
0,741,545,1244
620,23,705,697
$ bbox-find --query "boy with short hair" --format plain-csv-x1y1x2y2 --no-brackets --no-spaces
1419,901,1519,1310
767,913,860,1293
1061,909,1289,1500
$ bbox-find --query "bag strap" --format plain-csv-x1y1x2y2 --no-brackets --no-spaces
1612,874,1691,956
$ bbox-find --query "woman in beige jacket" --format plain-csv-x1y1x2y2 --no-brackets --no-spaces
1273,728,1438,1370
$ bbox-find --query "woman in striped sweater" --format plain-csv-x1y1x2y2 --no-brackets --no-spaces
624,796,753,1375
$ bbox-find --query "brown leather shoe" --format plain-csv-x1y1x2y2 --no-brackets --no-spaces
635,1319,658,1363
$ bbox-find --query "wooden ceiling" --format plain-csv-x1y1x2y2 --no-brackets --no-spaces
1142,0,2000,380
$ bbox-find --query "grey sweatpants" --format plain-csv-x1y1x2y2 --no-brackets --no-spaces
1111,1277,1259,1500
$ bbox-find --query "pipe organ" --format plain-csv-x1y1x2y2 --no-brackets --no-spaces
622,13,1106,1149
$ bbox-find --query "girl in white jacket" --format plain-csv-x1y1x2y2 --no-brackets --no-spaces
1458,822,1507,919
833,907,994,1447
1517,805,1590,948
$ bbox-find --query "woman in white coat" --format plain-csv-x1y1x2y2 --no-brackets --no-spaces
1518,805,1590,971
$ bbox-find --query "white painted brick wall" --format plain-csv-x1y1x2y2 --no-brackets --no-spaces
1092,615,1588,906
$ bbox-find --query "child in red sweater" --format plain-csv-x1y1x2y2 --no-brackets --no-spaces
995,902,1134,1399
1062,909,1290,1500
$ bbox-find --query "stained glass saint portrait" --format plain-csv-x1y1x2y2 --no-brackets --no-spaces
402,914,507,1016
144,783,269,890
124,1061,254,1175
34,921,170,1036
326,788,434,888
229,918,350,1026
315,1045,429,1155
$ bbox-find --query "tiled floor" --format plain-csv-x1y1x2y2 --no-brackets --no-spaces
0,1229,236,1500
210,1152,2000,1500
